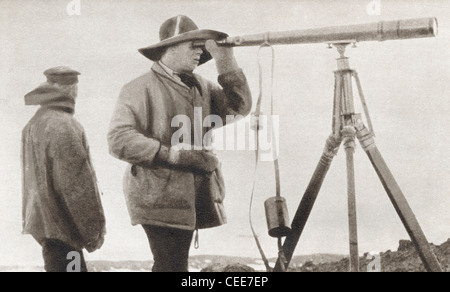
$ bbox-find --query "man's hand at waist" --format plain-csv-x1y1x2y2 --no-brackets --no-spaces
157,143,219,173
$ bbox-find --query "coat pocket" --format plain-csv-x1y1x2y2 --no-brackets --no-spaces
195,167,227,229
127,165,193,210
130,164,171,180
125,165,171,203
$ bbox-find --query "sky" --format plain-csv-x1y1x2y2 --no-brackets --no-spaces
1,0,449,267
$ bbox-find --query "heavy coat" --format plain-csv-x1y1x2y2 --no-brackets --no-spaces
21,91,106,251
108,63,252,230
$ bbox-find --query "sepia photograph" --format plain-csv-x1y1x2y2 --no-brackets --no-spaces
0,0,449,276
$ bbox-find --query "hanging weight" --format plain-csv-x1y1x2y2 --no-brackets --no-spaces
265,196,291,238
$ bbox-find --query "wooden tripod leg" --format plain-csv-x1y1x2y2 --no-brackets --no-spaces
343,127,359,272
356,125,443,272
273,135,342,272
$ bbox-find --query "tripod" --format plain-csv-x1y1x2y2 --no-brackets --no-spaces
273,43,443,272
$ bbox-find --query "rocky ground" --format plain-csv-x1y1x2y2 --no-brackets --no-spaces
201,239,450,272
2,238,448,272
200,238,450,272
293,239,449,272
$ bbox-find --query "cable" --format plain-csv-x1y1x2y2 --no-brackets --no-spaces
248,41,280,272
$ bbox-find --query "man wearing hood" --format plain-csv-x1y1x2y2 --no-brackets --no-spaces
108,15,252,272
21,66,106,272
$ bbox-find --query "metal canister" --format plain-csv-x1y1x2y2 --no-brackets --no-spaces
264,196,291,238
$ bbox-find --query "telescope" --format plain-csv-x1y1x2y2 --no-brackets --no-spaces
216,16,442,273
212,17,437,47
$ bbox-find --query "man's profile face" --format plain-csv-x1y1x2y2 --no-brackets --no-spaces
167,41,204,73
50,82,78,101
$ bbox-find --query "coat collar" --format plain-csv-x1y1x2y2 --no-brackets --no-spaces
151,62,202,95
42,99,75,114
24,83,75,113
152,62,186,87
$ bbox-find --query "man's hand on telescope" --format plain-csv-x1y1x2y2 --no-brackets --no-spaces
205,39,239,75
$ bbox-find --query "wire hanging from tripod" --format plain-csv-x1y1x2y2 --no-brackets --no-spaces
248,41,283,272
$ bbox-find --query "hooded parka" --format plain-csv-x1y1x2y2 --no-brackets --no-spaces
21,85,106,251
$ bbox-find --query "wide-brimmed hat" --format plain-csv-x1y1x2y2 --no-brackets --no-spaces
138,15,228,65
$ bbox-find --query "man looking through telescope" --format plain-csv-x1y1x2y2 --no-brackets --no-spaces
107,15,252,272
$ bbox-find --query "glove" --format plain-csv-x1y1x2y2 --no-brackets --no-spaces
157,144,219,173
205,39,239,74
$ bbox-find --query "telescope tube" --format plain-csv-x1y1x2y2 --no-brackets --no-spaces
216,17,437,47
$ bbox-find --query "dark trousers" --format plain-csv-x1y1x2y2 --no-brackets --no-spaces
41,239,87,272
142,225,194,272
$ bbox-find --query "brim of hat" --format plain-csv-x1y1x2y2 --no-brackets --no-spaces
138,29,228,65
